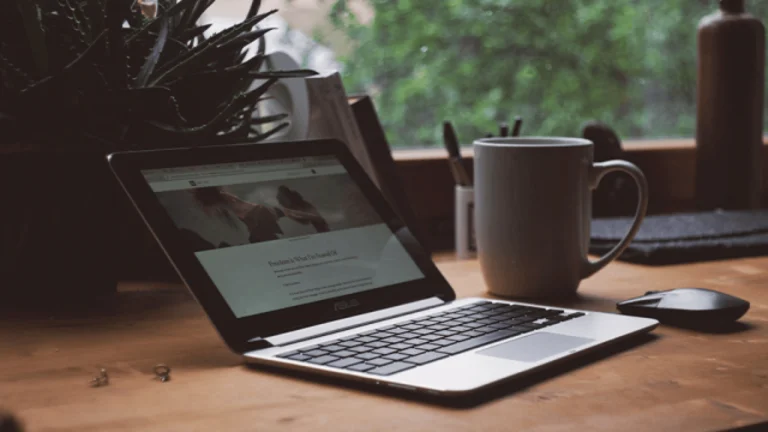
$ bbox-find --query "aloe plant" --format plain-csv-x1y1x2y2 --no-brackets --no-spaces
0,0,315,151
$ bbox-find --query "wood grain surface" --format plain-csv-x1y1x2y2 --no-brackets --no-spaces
2,256,767,432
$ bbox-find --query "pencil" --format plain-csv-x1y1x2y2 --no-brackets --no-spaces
443,121,472,186
511,116,523,137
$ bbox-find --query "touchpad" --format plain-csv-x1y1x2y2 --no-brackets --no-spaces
478,332,594,363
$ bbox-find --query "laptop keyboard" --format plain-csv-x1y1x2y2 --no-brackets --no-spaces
277,300,585,376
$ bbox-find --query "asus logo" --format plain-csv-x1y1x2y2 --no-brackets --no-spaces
334,299,360,311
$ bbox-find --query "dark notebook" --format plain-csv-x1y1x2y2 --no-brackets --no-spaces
590,210,768,265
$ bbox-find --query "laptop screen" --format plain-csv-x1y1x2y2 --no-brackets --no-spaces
141,155,425,318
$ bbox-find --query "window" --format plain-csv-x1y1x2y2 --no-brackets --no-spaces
204,1,768,148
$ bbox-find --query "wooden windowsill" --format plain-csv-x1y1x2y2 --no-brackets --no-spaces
392,138,768,162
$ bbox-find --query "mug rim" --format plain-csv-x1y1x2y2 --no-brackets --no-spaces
473,136,593,147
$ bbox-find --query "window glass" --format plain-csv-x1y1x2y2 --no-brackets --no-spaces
205,1,768,148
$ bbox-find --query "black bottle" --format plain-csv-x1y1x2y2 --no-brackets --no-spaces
695,0,765,210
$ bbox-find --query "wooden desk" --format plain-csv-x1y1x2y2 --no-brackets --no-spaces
2,256,767,431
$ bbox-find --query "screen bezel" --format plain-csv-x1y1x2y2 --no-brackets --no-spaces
108,139,455,353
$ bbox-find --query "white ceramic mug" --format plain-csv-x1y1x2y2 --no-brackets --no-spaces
473,137,648,299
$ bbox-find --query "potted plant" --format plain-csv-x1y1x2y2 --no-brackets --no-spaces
0,0,314,306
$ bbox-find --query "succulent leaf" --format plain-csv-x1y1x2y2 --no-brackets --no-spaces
134,16,169,87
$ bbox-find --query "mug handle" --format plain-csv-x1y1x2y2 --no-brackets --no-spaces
582,160,649,278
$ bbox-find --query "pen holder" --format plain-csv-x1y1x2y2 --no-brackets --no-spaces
455,185,476,259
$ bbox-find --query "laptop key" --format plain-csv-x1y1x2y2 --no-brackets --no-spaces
367,358,393,367
505,310,529,319
437,328,524,355
366,341,389,349
415,343,441,351
536,310,563,318
386,328,409,335
371,347,397,355
327,357,362,369
435,330,456,337
420,334,442,341
463,322,484,329
338,341,363,348
521,312,551,321
512,316,540,325
355,352,380,361
506,325,534,333
389,343,414,350
431,339,454,347
381,337,405,344
401,324,421,331
367,361,416,376
418,319,439,326
369,332,394,339
286,353,313,361
332,350,357,358
304,349,328,357
489,322,512,330
397,332,421,339
308,355,339,365
534,318,559,326
355,336,378,343
411,329,432,335
347,363,376,372
518,323,545,331
404,351,448,365
404,338,429,345
299,344,321,351
319,345,346,353
349,346,373,353
277,350,300,358
502,318,528,326
383,353,409,361
465,330,486,338
447,334,470,342
400,348,425,356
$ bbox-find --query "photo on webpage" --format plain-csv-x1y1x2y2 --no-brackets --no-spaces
155,173,383,253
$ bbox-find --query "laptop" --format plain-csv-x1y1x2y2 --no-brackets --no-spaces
107,138,657,397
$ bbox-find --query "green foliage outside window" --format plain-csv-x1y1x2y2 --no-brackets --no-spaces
327,0,768,147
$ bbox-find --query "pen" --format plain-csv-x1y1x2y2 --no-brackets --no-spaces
499,122,509,137
442,121,472,186
448,157,472,186
511,116,523,137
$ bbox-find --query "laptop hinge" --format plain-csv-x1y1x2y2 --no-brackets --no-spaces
264,296,447,348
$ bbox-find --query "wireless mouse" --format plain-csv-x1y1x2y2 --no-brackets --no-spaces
617,288,750,327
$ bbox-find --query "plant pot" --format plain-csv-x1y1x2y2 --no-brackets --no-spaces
0,150,119,306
